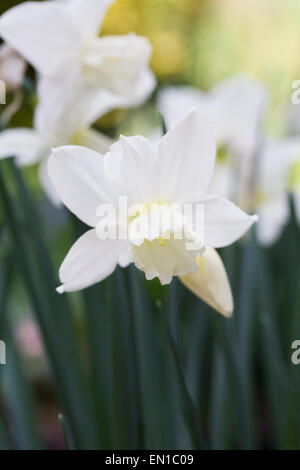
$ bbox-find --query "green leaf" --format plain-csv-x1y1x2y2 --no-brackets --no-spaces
0,160,100,449
58,414,76,450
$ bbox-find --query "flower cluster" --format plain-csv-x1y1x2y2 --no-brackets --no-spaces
0,0,154,202
0,0,262,317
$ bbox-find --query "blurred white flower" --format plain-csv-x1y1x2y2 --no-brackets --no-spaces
48,110,257,316
0,43,27,125
0,93,113,205
255,138,300,245
0,0,156,120
158,77,300,246
0,43,26,91
158,76,267,201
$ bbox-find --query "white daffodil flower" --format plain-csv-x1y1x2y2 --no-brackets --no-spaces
0,0,156,120
158,76,267,201
0,95,113,205
255,138,300,245
48,110,257,316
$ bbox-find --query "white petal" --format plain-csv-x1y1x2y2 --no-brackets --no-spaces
36,72,96,140
37,69,155,139
57,228,129,293
83,34,152,92
104,135,159,203
35,76,74,139
38,157,61,207
0,128,43,165
211,75,268,156
158,110,216,203
126,68,156,107
66,0,114,38
256,194,289,246
118,249,133,268
208,164,233,200
0,1,80,76
48,145,115,227
180,247,233,317
203,196,257,248
79,70,155,123
0,43,26,90
76,55,156,121
158,86,212,130
147,128,163,149
258,138,300,195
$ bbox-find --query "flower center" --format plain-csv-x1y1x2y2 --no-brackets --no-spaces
128,203,184,247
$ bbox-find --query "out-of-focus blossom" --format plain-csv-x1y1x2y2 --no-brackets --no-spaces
158,75,268,201
0,0,156,121
16,317,43,359
255,138,300,245
48,110,257,316
0,43,27,125
0,43,26,91
158,75,300,246
0,93,113,205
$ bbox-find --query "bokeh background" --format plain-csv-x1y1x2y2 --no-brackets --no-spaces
0,0,300,450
